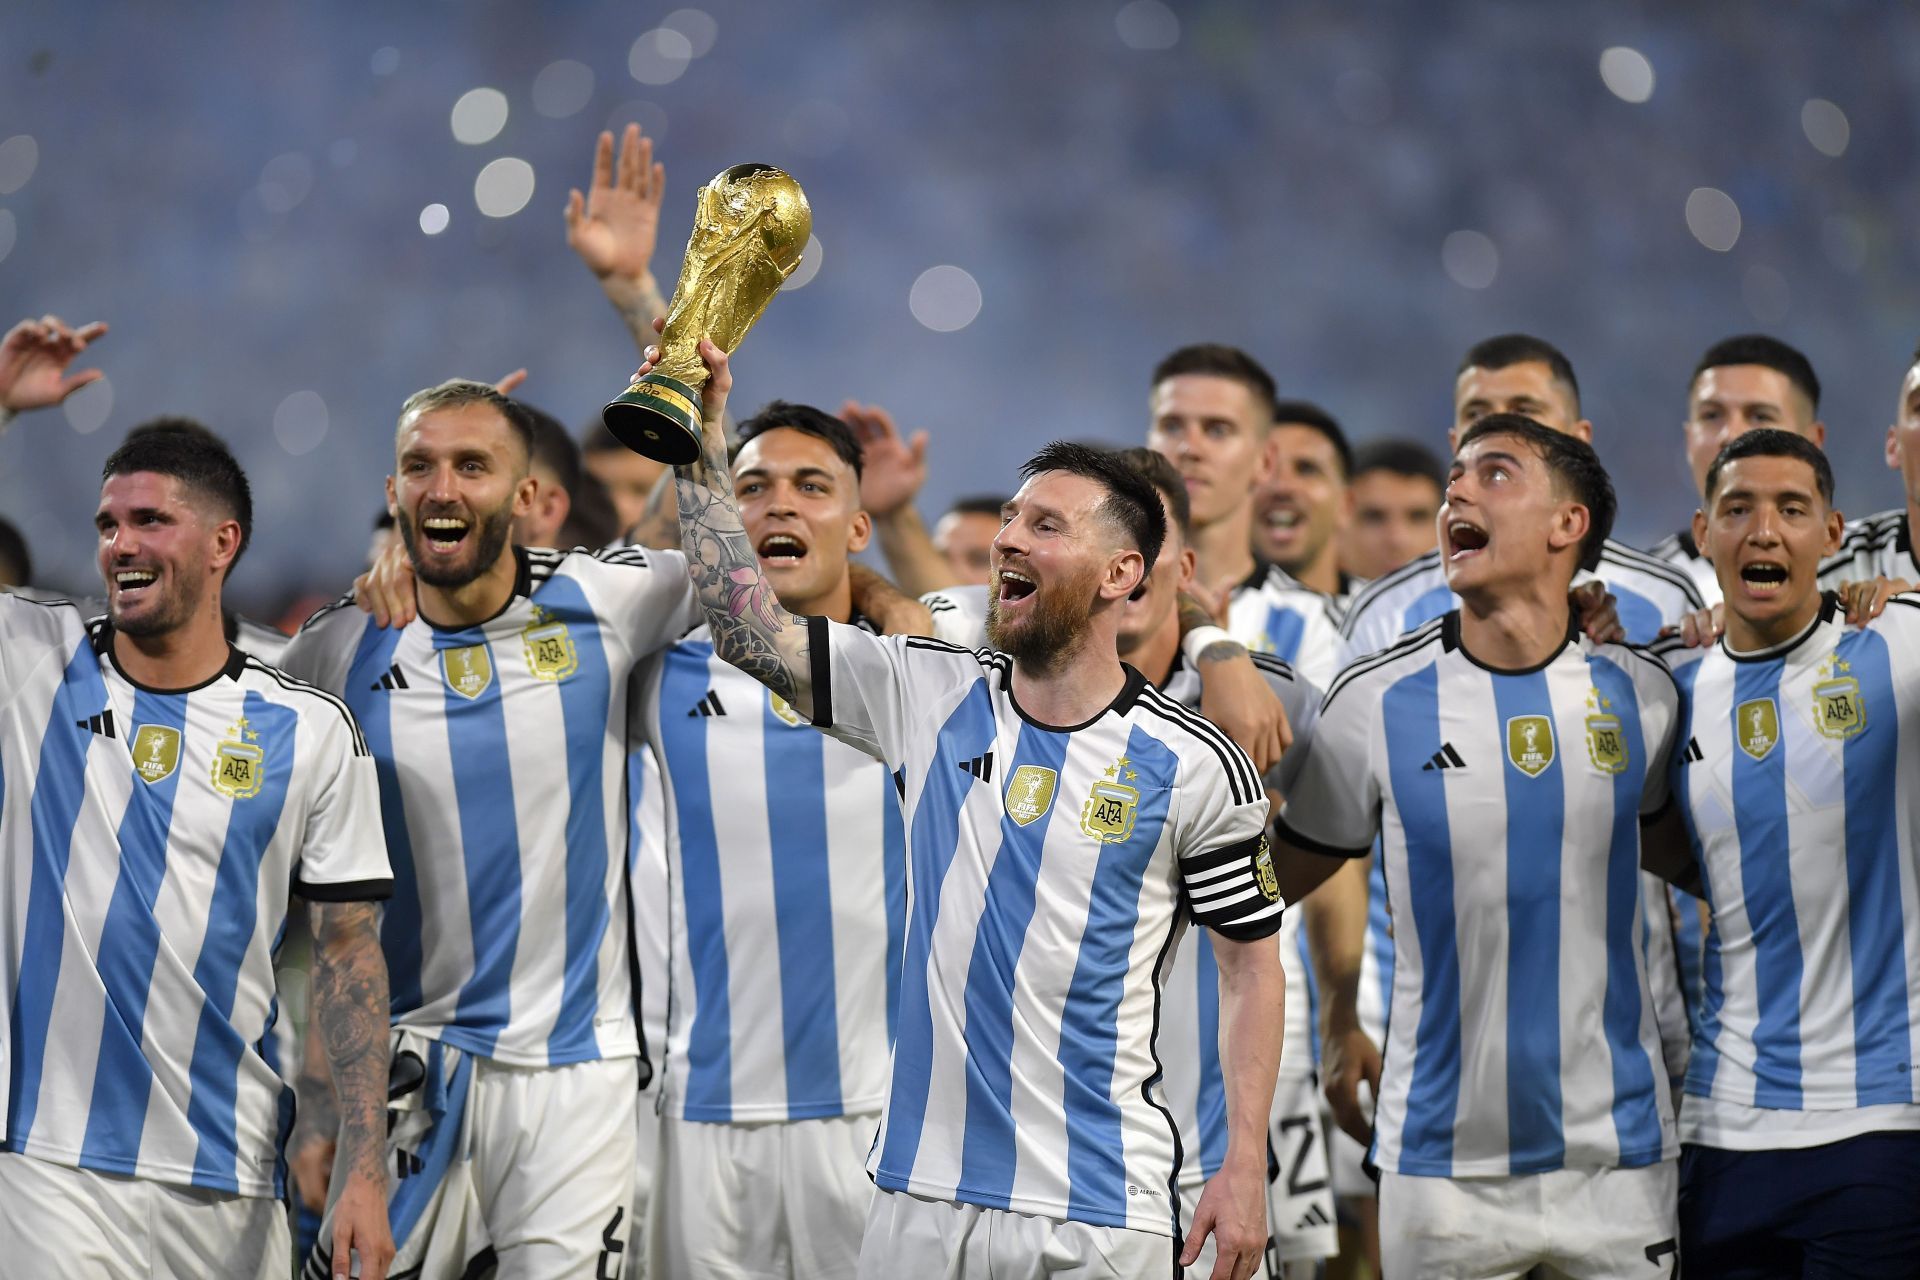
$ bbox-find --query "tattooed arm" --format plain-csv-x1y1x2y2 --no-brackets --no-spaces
640,338,820,716
310,900,395,1280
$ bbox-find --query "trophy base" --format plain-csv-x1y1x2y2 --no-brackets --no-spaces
602,374,704,464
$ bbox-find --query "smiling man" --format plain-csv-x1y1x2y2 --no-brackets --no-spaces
281,380,704,1279
1648,430,1920,1276
0,408,394,1280
631,401,908,1280
1273,415,1685,1278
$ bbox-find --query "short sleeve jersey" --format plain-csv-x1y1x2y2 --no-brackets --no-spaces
808,617,1276,1235
1226,565,1353,691
1278,612,1682,1177
1657,593,1920,1149
278,545,700,1068
1819,509,1919,589
1,596,391,1198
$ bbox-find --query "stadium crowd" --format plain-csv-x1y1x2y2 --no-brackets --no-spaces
2,120,1917,1280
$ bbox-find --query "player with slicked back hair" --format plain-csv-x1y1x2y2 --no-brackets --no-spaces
1820,339,1920,590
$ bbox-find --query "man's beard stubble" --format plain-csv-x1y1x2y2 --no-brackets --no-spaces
985,565,1098,673
400,502,516,589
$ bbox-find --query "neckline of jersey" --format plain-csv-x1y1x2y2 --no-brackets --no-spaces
417,545,537,634
1440,608,1579,676
1719,591,1839,664
998,659,1150,732
91,619,248,694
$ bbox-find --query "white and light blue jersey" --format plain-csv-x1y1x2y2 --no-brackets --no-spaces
1278,613,1681,1177
811,619,1277,1235
0,598,391,1198
628,746,669,1092
1226,565,1353,690
1649,528,1721,607
1341,541,1705,661
1819,509,1918,589
1156,653,1320,1187
1658,593,1920,1149
280,546,700,1068
633,621,907,1123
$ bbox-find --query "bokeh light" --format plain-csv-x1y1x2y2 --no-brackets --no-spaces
910,266,983,332
533,60,596,119
1441,231,1499,290
452,88,510,145
1598,47,1655,103
419,203,450,235
273,390,330,456
63,378,113,436
474,158,536,218
0,135,40,195
780,236,824,292
1116,0,1180,51
662,9,719,58
1800,99,1849,157
629,29,694,86
1685,187,1742,252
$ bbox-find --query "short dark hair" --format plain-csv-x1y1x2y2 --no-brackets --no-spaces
1151,344,1278,417
373,509,396,531
1456,413,1615,572
519,400,584,497
733,401,864,482
1692,334,1821,412
398,380,536,462
1352,439,1447,492
944,494,1010,520
579,418,627,456
1704,428,1835,507
102,418,254,573
1114,446,1193,537
560,468,621,549
0,515,31,586
1019,441,1166,576
1272,399,1354,478
1459,334,1581,415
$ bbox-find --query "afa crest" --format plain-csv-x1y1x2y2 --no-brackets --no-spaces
1506,715,1555,778
131,724,181,785
1585,713,1628,775
1005,764,1058,827
1736,698,1779,761
1813,654,1865,741
211,715,265,800
442,644,494,700
768,690,804,727
522,607,578,683
1254,837,1280,902
1081,754,1140,844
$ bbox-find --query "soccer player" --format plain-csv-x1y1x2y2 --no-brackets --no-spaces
281,380,702,1279
655,337,1284,1278
1339,439,1445,583
1820,341,1920,587
1649,429,1920,1275
1651,335,1829,604
1276,415,1684,1277
1251,400,1354,599
1342,334,1703,656
932,495,1004,587
1147,346,1348,690
0,515,31,589
632,401,907,1279
0,418,394,1280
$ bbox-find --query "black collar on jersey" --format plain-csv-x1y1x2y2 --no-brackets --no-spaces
1673,527,1701,560
89,619,248,693
418,545,536,633
1440,608,1579,676
999,659,1149,732
1900,512,1915,567
1235,558,1271,597
1720,591,1839,664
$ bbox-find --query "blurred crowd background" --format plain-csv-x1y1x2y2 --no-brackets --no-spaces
3,0,1916,623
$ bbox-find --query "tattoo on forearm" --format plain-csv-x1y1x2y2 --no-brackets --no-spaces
311,901,390,1187
674,435,810,699
1198,639,1247,664
1177,591,1215,638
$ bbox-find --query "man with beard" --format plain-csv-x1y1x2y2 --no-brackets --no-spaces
1274,416,1684,1278
0,399,395,1279
1649,430,1920,1275
1340,440,1446,583
1242,401,1356,681
631,401,908,1279
654,336,1284,1279
280,380,703,1279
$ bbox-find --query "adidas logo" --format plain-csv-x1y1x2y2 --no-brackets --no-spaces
957,750,994,782
370,664,410,692
1420,742,1466,771
395,1149,424,1179
1294,1203,1332,1229
1683,736,1704,763
687,690,727,718
76,709,117,739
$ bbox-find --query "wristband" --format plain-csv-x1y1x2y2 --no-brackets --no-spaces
1182,624,1237,666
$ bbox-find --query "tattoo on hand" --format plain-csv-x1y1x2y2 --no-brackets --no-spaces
311,901,389,1188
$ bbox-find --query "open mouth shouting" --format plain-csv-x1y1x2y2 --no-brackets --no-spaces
111,566,160,604
415,511,474,559
756,531,810,568
1445,516,1490,562
1737,558,1790,599
996,566,1038,609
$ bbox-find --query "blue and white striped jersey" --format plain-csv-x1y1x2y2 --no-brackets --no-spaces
628,746,670,1093
1648,528,1722,607
632,622,907,1123
1341,541,1705,661
810,618,1277,1234
1658,593,1920,1149
1155,652,1320,1187
1,597,391,1198
1277,613,1682,1177
1226,565,1353,691
1819,509,1918,589
279,546,700,1068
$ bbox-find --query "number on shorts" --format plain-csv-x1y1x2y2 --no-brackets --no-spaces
1275,1115,1329,1197
1644,1237,1678,1278
597,1206,625,1280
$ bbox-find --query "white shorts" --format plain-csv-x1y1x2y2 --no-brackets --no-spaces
1325,1079,1378,1201
1265,1072,1338,1263
0,1151,288,1279
1378,1161,1679,1280
305,1036,638,1280
648,1111,877,1279
856,1188,1171,1279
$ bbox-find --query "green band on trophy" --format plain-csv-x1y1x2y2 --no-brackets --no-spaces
604,375,702,464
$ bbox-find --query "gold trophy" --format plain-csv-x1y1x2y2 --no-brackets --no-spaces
602,163,812,463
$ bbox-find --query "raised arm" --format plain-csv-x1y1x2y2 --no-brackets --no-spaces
566,125,671,355
0,315,108,440
839,401,953,596
654,339,817,715
309,900,395,1280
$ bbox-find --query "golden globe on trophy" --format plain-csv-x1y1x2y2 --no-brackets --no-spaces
602,163,812,463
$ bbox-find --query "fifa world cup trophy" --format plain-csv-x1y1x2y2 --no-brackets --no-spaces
602,163,811,463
